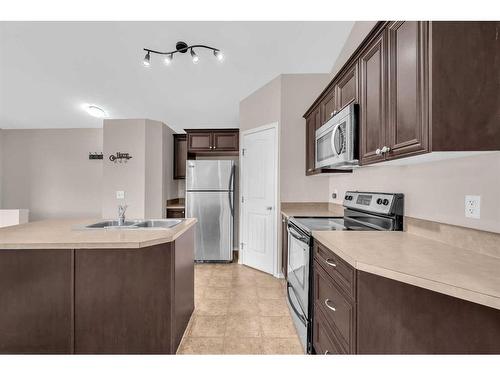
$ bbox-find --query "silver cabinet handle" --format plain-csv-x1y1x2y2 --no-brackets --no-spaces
325,258,337,267
375,148,382,155
324,350,330,354
381,146,391,154
330,112,334,117
324,299,336,312
266,206,273,211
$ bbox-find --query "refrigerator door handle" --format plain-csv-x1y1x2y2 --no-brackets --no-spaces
228,165,235,216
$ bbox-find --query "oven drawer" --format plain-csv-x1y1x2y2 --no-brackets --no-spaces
313,260,356,353
313,240,356,298
313,302,346,354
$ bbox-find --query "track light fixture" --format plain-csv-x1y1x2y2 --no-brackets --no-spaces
142,41,223,67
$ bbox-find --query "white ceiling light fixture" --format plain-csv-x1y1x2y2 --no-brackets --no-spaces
85,105,107,118
142,41,223,67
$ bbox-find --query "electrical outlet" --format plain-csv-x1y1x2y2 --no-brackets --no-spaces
465,195,480,219
116,190,125,199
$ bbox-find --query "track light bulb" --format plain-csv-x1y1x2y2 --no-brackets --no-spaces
214,50,224,62
143,51,151,67
164,53,173,65
190,48,199,64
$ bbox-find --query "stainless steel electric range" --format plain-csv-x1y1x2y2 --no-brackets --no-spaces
286,191,404,353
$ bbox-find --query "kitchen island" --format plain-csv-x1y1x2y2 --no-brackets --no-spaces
0,218,197,354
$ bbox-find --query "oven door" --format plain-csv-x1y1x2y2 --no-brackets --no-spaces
287,225,310,315
315,120,337,169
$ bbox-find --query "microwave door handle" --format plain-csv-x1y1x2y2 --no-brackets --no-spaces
330,122,341,156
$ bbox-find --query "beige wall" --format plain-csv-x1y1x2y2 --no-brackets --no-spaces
239,73,331,202
239,76,282,133
280,74,331,202
329,21,378,79
102,119,176,219
326,21,500,234
329,153,500,233
1,128,103,220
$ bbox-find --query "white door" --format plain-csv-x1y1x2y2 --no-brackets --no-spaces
240,124,277,275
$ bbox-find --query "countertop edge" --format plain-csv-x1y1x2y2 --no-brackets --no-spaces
312,231,500,311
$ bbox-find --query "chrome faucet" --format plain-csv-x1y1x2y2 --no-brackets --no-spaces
117,204,128,226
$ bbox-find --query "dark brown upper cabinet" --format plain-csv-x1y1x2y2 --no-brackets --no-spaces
185,129,239,155
173,134,187,180
359,30,387,165
187,132,212,152
320,88,336,126
335,62,358,111
386,21,429,160
212,131,239,151
305,21,500,168
305,107,320,174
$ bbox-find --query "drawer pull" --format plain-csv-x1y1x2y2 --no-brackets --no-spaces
325,258,337,267
324,350,330,354
324,299,336,312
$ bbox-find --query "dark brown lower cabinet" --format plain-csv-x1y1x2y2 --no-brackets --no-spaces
357,271,500,354
0,228,195,354
167,208,185,218
0,250,73,354
312,240,500,354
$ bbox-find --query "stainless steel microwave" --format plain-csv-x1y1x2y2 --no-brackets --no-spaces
315,103,358,169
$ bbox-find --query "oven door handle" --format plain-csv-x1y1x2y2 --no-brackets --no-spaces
286,282,307,325
288,226,308,243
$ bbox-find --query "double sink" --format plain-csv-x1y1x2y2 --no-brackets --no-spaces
83,219,183,230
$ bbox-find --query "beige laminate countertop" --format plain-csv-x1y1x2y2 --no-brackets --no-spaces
281,204,344,218
0,218,197,249
166,203,185,209
312,230,500,310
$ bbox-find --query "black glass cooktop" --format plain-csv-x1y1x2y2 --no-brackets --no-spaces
289,216,376,234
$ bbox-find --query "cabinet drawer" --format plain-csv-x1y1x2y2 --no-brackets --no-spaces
313,302,346,354
166,208,185,218
313,241,356,298
313,261,356,353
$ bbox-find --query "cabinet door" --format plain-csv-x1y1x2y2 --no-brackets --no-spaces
281,216,288,278
305,107,320,174
336,63,358,111
187,132,212,152
173,135,187,179
212,131,239,151
359,31,387,165
386,21,429,159
320,88,336,125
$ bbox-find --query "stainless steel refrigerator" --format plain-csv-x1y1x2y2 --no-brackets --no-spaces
185,160,235,262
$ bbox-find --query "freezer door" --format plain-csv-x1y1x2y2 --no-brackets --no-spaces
186,160,235,191
186,191,233,261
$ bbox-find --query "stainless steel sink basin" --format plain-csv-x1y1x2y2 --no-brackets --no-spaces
82,219,183,230
84,220,140,229
134,219,183,228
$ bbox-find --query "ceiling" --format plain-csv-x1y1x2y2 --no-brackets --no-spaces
0,21,353,132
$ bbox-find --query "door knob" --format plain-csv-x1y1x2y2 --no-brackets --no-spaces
375,148,382,155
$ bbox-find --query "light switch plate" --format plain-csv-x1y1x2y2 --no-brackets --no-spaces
116,190,125,199
465,195,480,219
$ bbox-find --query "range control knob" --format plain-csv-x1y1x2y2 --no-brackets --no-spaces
344,195,349,200
376,198,383,205
348,195,353,201
382,199,389,206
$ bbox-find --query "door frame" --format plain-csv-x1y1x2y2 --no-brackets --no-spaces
239,122,280,277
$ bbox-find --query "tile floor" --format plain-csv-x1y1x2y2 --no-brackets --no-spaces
177,262,304,355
